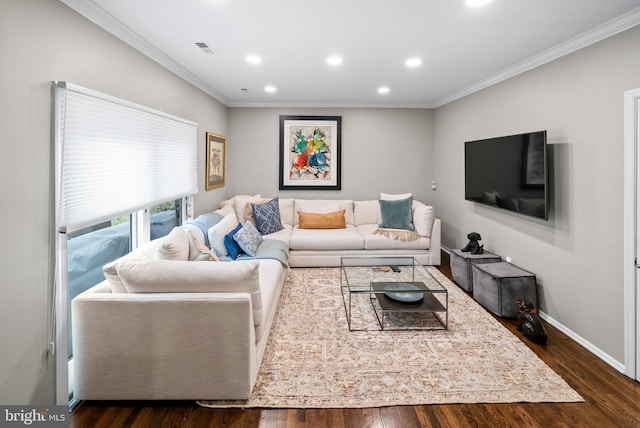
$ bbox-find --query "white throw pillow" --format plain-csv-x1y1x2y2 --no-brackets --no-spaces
413,202,435,238
233,194,262,224
155,227,190,261
380,192,413,201
354,200,380,225
207,212,239,257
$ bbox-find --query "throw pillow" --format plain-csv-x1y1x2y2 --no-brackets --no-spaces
252,197,284,235
244,197,270,225
233,194,263,224
188,236,219,261
298,210,347,229
155,227,190,261
380,192,413,201
233,221,263,256
207,212,239,257
379,196,415,231
184,212,224,248
224,223,244,259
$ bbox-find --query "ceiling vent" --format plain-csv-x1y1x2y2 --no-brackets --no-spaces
195,42,216,54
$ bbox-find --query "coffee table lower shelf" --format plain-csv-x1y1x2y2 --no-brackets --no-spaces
372,291,448,331
342,281,448,331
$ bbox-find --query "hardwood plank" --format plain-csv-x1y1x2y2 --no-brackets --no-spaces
69,250,640,428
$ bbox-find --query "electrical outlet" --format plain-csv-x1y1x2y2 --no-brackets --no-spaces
431,180,437,190
506,256,512,263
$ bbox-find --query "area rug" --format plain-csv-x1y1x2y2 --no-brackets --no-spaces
198,267,582,408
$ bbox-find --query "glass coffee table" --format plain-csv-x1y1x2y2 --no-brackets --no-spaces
340,256,448,331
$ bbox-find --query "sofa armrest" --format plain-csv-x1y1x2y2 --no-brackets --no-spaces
72,291,258,400
430,218,442,265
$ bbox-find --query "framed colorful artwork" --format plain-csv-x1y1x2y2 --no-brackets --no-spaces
206,132,226,190
279,115,342,190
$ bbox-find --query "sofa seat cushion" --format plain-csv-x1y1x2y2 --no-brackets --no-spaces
289,225,364,250
114,259,264,326
358,224,431,250
262,224,292,246
255,259,286,342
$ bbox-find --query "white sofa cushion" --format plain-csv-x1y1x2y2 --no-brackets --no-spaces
103,239,164,293
155,227,190,261
255,259,285,341
114,259,264,326
413,202,436,238
358,224,431,250
278,198,294,226
289,224,364,250
354,200,380,226
208,212,240,257
233,194,263,224
262,224,292,246
380,192,412,201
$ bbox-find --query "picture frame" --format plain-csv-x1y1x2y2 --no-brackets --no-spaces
279,115,342,190
206,132,226,190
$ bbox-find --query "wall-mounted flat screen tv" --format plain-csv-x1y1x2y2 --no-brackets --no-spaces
465,130,548,220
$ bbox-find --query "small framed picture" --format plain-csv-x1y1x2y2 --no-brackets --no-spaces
206,132,226,190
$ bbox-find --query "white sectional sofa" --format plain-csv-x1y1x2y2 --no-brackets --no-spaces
72,225,287,401
220,194,441,267
72,193,440,401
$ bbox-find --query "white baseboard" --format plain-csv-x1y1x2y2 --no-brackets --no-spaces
440,246,626,374
538,311,626,374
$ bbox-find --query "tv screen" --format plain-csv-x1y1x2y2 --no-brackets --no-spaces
465,130,548,220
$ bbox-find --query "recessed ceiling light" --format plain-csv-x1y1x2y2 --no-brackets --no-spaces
377,86,390,94
264,85,276,93
245,55,262,64
327,56,343,66
405,58,422,68
466,0,492,7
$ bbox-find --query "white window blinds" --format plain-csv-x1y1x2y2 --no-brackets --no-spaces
53,81,198,233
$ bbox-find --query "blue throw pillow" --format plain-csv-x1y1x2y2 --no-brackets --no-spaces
223,223,244,259
252,197,284,235
233,221,264,257
379,196,415,231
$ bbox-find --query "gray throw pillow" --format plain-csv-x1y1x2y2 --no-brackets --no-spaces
379,196,415,231
233,221,264,256
252,197,284,235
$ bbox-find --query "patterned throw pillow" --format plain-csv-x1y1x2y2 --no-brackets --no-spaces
252,197,284,235
233,221,264,256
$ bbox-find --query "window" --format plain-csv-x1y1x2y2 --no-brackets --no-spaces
65,198,186,405
53,82,198,406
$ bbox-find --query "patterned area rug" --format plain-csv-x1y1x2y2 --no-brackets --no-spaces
198,267,582,408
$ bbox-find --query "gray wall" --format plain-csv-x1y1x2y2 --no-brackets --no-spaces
228,108,435,203
434,25,640,363
0,0,227,404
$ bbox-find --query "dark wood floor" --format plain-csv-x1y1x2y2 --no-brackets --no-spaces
70,252,640,427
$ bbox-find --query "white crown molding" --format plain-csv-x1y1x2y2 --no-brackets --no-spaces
60,0,230,105
226,101,433,109
432,6,640,108
61,1,640,110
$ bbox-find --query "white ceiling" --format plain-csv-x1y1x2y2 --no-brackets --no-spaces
62,0,640,108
